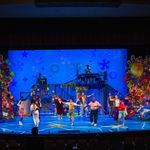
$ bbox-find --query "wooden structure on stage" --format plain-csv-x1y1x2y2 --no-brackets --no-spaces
61,72,124,112
18,71,124,115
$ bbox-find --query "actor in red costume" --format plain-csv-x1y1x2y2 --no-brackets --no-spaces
118,100,127,126
54,95,65,119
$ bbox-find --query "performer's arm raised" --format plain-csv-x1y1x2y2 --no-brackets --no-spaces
87,93,94,98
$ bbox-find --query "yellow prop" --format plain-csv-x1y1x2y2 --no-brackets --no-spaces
131,62,143,78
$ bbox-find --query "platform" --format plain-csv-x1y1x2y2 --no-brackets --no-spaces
0,114,150,135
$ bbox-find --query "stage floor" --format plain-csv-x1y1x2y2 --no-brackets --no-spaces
0,114,150,135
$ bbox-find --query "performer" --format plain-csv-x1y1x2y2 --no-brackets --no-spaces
78,92,94,117
85,64,92,74
88,98,104,126
42,76,48,91
17,98,25,126
54,95,65,120
35,95,42,108
35,95,42,119
65,98,80,126
84,64,92,84
118,100,127,126
36,73,43,85
30,88,36,101
113,95,120,122
107,93,115,117
52,90,57,115
30,100,40,127
76,92,82,115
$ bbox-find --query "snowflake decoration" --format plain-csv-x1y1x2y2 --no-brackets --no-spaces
60,57,70,65
99,59,110,70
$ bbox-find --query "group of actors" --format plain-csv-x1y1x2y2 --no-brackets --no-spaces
17,91,128,128
17,97,41,127
51,92,105,126
107,93,128,126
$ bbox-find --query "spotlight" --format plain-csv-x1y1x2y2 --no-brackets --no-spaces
34,0,121,7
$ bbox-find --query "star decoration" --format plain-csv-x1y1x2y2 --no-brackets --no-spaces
22,51,29,58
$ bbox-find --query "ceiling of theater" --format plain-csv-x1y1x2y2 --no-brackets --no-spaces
0,0,150,17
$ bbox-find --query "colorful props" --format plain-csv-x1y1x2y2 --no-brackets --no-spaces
124,55,150,118
0,54,14,119
131,62,144,78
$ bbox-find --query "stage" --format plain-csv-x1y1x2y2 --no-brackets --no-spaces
0,114,150,135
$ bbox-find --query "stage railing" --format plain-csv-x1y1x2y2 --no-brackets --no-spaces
19,71,124,115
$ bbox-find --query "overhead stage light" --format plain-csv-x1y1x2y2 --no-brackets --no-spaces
34,0,122,7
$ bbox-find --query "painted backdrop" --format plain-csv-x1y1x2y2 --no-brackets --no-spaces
8,49,127,102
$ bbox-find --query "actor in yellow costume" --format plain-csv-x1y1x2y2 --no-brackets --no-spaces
65,98,80,126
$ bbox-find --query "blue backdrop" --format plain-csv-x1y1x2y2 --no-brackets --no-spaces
8,49,127,102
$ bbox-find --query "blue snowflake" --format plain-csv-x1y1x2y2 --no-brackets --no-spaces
22,77,28,82
99,59,110,70
11,81,17,87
